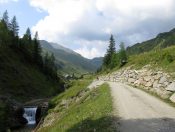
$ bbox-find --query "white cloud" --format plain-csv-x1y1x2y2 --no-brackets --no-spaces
75,47,101,59
29,0,175,58
0,0,18,4
74,39,107,59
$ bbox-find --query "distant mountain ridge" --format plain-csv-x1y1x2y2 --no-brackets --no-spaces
127,28,175,55
40,40,103,75
89,57,103,69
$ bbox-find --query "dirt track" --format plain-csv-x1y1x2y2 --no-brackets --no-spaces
109,82,175,132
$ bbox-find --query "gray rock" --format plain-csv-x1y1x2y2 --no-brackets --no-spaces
153,80,159,88
159,76,167,84
155,88,164,96
143,87,150,90
149,88,157,94
145,82,153,87
163,81,170,87
170,93,175,103
160,91,171,99
144,76,152,82
166,82,175,91
134,80,140,85
154,74,162,80
128,78,135,83
141,80,147,86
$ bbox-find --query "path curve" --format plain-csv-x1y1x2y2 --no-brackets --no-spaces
109,82,175,132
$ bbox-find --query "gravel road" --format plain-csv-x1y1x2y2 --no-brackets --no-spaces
87,80,104,90
109,82,175,132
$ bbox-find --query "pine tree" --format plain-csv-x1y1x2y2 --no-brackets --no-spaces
22,28,32,46
21,28,33,60
43,52,57,79
33,32,42,66
0,13,12,46
0,20,9,46
2,10,9,28
25,28,31,41
119,42,127,66
9,16,19,36
103,34,116,68
50,53,57,78
43,52,49,74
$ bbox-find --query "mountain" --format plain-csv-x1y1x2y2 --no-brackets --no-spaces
126,28,175,55
89,57,103,69
40,40,101,75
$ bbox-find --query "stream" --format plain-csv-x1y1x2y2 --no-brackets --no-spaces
23,107,37,125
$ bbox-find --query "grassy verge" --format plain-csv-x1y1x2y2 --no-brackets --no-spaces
38,81,114,132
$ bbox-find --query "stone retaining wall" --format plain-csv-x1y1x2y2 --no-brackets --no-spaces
100,65,175,102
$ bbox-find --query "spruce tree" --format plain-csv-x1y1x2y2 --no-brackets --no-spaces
2,10,9,28
10,16,19,36
25,28,31,41
119,42,127,66
22,28,32,46
103,34,116,68
33,32,42,66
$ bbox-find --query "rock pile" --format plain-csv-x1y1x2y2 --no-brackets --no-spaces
100,65,175,102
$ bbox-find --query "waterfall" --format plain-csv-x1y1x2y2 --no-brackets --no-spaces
23,107,37,125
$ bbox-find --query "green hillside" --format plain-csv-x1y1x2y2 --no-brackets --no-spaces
0,47,63,102
127,28,175,55
40,40,98,75
37,79,114,132
0,12,64,131
126,46,175,73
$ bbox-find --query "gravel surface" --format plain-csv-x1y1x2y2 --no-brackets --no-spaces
87,80,104,90
109,82,175,132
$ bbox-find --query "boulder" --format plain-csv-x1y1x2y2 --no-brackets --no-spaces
149,88,157,94
134,80,140,85
153,80,159,88
155,89,171,99
154,74,162,80
36,106,42,124
144,76,152,82
129,73,135,78
145,82,153,87
159,76,167,84
140,80,147,86
163,81,170,87
160,91,172,99
166,82,175,92
170,93,175,103
128,78,135,83
155,88,164,96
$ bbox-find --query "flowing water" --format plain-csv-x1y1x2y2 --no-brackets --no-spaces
23,107,37,125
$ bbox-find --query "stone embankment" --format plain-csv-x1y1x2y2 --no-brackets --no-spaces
100,65,175,103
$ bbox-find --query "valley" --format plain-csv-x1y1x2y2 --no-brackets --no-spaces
1,3,175,131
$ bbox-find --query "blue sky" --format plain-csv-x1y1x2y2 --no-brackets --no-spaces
0,0,47,36
1,0,175,59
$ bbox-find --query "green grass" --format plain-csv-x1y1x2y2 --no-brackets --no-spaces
38,82,115,132
125,46,175,73
49,79,92,108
